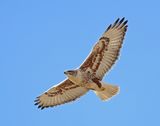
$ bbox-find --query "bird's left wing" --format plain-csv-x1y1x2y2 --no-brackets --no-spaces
80,18,128,80
34,79,88,109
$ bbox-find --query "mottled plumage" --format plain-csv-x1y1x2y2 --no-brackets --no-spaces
35,17,128,109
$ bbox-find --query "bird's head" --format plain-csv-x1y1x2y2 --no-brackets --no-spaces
64,70,78,78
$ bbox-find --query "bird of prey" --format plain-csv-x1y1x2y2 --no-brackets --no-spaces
35,17,128,109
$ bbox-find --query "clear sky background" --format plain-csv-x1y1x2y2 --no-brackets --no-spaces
0,0,160,126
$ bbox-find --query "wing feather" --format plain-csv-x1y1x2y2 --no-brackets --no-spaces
80,18,128,80
34,79,88,109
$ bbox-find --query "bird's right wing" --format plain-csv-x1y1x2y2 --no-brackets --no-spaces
34,79,88,109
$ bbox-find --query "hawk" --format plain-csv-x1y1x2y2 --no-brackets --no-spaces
35,17,128,109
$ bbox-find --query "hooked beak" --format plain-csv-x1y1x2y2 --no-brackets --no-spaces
64,71,68,75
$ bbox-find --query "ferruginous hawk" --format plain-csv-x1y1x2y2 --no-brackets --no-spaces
34,17,128,109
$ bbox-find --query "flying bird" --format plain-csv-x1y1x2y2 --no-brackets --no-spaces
35,17,128,109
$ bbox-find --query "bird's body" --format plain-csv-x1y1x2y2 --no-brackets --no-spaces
65,69,103,91
35,17,128,109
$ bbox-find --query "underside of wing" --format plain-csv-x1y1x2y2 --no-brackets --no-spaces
34,79,88,109
80,17,128,80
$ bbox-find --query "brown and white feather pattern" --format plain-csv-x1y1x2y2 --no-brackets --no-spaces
34,18,128,109
34,79,88,109
80,18,128,80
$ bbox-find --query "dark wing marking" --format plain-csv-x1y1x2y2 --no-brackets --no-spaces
80,18,128,80
34,79,88,109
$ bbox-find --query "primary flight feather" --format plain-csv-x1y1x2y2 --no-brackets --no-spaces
35,17,128,109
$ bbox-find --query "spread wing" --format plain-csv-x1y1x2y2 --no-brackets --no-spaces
34,79,88,109
80,18,128,80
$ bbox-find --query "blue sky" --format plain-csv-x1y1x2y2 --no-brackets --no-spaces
0,0,160,126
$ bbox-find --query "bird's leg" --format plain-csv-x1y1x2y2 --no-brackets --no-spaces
86,82,103,91
92,78,102,88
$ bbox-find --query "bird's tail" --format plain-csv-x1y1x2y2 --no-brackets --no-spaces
94,82,120,101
